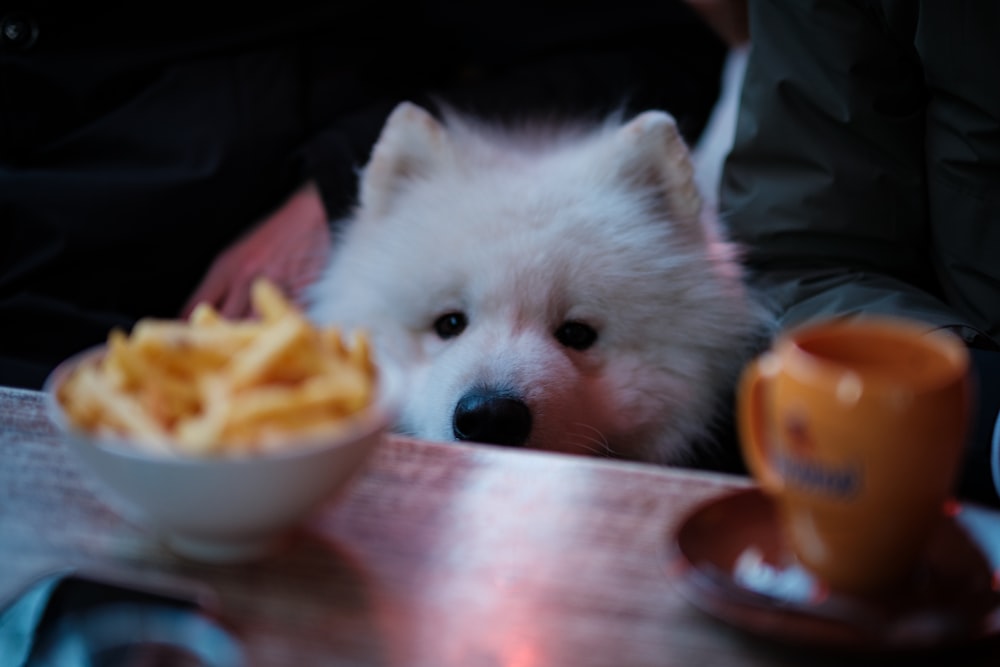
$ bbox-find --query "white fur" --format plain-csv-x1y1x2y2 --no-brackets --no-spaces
307,101,772,464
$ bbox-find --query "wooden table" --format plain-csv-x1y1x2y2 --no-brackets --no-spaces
1,385,997,666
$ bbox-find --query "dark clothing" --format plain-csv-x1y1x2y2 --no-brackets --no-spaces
722,0,1000,504
0,1,726,389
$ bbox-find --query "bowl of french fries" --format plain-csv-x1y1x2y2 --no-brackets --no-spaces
44,279,401,563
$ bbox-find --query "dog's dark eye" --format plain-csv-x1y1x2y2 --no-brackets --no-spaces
555,321,597,350
434,312,467,339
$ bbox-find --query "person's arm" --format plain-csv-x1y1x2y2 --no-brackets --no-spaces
723,0,987,338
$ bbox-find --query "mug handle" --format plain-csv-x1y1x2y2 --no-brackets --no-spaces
738,354,784,494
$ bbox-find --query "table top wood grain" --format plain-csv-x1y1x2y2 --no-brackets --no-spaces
1,385,996,666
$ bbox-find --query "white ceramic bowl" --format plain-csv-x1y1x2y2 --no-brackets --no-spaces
44,345,401,564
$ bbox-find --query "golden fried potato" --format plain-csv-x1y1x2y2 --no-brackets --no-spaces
58,278,377,455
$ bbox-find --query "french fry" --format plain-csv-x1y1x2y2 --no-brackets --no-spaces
226,314,312,389
173,377,233,455
57,277,379,456
188,302,223,327
251,278,295,322
63,361,173,453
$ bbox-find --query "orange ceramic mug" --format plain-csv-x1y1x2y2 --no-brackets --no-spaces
738,316,971,595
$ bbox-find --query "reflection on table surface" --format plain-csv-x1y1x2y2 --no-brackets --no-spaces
1,385,997,666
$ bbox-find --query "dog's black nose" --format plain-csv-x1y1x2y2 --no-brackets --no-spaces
453,390,532,447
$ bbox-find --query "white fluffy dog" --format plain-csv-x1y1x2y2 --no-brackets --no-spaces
307,101,772,464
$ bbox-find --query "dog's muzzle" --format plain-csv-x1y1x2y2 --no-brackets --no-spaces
452,389,532,447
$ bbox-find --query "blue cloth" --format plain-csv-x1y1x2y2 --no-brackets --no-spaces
964,349,1000,506
992,405,1000,502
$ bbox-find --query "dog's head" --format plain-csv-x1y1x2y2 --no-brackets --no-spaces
308,102,770,463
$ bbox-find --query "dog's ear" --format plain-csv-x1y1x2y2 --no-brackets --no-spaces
612,111,703,225
360,102,449,218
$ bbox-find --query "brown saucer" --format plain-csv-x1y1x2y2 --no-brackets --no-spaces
667,488,1000,652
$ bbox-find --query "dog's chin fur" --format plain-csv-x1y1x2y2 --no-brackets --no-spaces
306,101,773,465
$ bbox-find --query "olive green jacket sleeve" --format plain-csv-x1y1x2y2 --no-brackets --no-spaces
721,0,1000,350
